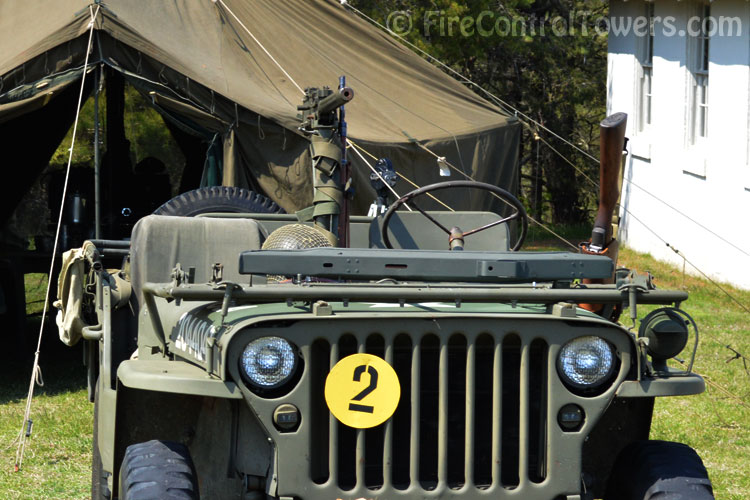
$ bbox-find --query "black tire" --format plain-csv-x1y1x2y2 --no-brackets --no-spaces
605,440,714,500
119,440,199,500
92,382,111,500
153,186,284,216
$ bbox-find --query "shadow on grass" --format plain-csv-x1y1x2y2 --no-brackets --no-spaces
0,315,87,405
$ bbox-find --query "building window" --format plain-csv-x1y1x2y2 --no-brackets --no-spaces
638,1,654,133
689,3,710,145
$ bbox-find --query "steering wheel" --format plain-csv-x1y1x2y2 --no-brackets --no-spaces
381,180,528,251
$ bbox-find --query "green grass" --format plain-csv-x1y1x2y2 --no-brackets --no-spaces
0,345,92,499
617,247,750,499
24,273,50,316
0,248,748,499
1,275,92,499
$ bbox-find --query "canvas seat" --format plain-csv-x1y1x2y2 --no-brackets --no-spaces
129,215,263,305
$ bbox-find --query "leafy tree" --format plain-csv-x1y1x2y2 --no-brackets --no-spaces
350,0,608,224
10,82,185,241
50,83,184,190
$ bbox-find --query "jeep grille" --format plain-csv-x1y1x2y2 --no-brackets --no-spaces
308,332,549,492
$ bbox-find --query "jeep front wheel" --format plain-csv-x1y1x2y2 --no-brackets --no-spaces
605,440,714,500
119,440,199,500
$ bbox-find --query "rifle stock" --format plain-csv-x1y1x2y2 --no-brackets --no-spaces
591,112,627,251
580,112,627,315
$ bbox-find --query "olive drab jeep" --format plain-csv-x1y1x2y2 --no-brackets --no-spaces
56,89,714,499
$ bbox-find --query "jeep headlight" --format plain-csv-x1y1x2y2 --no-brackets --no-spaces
240,336,298,390
557,336,616,391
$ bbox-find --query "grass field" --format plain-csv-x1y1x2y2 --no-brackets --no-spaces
0,320,92,500
617,248,750,499
0,243,748,499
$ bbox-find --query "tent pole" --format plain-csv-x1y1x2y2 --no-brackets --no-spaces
93,66,101,239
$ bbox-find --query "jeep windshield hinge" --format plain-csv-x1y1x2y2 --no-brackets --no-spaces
170,263,195,288
217,282,242,326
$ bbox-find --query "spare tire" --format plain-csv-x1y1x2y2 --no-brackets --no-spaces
153,186,284,216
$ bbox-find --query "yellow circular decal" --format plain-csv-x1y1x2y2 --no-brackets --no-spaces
324,353,401,429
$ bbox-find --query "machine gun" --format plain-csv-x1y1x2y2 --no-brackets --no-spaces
297,81,354,246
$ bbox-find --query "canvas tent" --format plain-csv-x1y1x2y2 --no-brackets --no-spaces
0,0,520,228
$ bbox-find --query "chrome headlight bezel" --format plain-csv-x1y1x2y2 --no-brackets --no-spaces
239,336,300,393
557,335,617,394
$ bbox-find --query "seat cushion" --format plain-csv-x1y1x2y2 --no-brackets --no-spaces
130,215,263,303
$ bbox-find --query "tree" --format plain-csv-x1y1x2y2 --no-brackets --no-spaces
49,82,185,190
350,0,608,224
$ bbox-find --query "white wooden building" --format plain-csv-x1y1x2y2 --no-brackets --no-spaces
607,0,750,288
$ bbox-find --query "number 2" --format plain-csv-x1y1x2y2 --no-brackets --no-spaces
349,365,378,413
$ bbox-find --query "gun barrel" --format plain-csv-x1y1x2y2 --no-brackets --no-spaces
317,87,354,115
592,112,627,248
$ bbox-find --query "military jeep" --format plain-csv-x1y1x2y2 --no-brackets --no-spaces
56,101,714,499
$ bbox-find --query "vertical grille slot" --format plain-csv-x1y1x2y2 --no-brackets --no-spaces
447,334,467,488
328,340,339,487
473,334,494,488
491,337,503,486
364,335,385,490
419,334,440,490
310,338,331,485
501,334,521,487
409,334,421,488
336,334,357,491
464,336,475,489
528,339,548,483
382,337,395,488
391,334,412,489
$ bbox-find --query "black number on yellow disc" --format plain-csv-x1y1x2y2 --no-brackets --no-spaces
324,353,401,429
